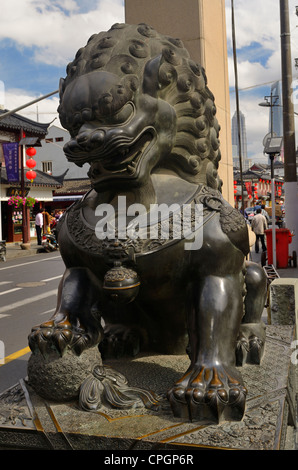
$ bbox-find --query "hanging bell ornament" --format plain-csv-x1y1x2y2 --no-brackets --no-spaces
103,262,140,304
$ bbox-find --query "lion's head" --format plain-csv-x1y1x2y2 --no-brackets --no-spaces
58,23,222,192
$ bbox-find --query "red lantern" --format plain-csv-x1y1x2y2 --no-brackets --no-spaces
26,147,36,157
25,147,37,182
26,158,36,169
26,170,36,182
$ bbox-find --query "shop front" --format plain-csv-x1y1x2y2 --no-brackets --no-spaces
0,175,60,243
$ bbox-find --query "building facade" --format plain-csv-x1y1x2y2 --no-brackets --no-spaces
124,0,234,204
0,110,61,242
38,125,88,180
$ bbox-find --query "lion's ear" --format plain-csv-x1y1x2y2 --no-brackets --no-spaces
142,55,163,96
59,77,66,97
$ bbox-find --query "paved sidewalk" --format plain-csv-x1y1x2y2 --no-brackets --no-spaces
2,242,48,261
250,248,298,279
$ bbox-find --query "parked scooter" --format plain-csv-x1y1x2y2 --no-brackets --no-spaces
40,230,59,252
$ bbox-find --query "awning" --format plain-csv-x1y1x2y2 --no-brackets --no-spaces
53,195,83,201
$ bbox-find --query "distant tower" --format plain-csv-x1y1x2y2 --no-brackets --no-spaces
270,81,283,163
232,110,249,170
270,81,283,138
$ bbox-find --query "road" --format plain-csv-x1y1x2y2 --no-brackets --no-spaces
0,252,65,393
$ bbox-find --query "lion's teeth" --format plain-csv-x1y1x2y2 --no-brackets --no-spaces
127,164,136,174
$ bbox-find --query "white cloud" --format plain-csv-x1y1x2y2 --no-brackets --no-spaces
226,0,298,162
0,0,125,66
3,88,60,125
0,0,125,125
2,0,298,165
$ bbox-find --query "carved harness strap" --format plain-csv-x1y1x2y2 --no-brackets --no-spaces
63,184,249,264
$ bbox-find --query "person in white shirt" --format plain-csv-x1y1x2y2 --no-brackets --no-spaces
35,209,43,245
251,208,268,253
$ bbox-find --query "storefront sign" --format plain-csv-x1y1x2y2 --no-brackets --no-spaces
2,142,19,182
6,187,29,197
245,182,252,198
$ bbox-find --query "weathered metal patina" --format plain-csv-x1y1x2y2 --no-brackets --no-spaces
28,23,267,424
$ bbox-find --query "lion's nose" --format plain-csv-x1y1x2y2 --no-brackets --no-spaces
76,128,106,150
90,130,106,145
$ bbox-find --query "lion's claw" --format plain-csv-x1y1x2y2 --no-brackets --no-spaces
28,319,101,357
167,365,247,423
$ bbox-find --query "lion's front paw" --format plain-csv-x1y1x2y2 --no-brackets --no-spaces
167,365,247,424
28,316,102,357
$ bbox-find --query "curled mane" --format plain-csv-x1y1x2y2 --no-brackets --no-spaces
58,23,222,190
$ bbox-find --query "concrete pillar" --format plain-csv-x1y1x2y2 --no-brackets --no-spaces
270,278,298,337
125,0,234,204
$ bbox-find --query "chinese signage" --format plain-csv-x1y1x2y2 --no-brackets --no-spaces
245,182,252,198
6,187,29,197
2,142,19,182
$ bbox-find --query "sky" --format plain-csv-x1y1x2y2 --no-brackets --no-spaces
1,0,298,165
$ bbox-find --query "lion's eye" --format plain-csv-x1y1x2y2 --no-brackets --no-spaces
112,103,134,124
97,102,134,126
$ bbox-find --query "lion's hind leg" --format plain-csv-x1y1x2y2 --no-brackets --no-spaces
168,273,247,424
236,261,267,366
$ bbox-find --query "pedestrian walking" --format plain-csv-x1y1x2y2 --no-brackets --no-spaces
35,209,43,245
251,208,268,253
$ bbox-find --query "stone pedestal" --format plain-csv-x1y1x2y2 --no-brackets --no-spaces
0,326,296,451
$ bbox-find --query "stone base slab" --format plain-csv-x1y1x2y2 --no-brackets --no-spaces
0,326,296,451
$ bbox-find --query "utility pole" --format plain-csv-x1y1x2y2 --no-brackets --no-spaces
280,0,298,254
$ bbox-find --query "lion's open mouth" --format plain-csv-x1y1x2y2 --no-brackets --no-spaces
102,134,151,174
89,132,153,179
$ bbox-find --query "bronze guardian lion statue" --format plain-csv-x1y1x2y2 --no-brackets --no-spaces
29,23,267,424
